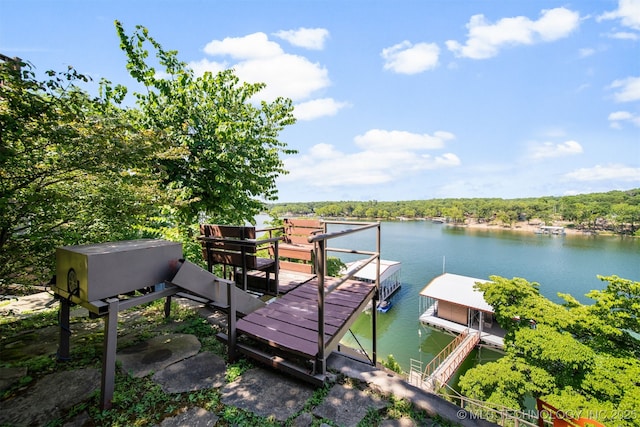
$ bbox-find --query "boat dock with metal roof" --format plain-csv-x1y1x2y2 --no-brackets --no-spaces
417,273,504,349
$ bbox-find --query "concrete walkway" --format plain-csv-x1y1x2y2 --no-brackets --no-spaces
0,292,496,426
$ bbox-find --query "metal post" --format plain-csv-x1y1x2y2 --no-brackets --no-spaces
227,280,237,362
316,239,326,376
101,298,119,410
164,295,172,318
57,298,71,361
372,223,381,367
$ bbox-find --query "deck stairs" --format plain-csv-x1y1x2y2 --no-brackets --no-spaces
409,328,479,392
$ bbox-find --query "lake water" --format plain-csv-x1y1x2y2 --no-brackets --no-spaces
259,217,640,380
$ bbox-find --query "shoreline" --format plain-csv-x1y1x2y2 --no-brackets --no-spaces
452,220,583,235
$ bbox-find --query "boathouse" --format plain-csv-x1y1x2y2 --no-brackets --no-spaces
342,259,401,304
418,273,504,349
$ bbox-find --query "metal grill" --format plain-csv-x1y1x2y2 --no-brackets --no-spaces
53,239,183,304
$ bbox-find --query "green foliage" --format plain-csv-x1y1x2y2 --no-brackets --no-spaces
225,358,253,383
115,21,297,227
461,275,640,426
586,275,640,334
381,354,404,374
1,22,297,288
0,60,171,287
326,256,346,277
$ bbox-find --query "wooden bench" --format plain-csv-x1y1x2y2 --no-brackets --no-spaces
199,224,280,295
277,218,324,274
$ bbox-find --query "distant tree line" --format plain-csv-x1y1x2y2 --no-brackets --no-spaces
268,189,640,235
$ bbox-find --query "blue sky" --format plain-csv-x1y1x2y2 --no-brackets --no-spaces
2,0,639,202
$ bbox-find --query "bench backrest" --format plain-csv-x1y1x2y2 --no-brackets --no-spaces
276,219,323,274
200,224,259,270
283,218,323,245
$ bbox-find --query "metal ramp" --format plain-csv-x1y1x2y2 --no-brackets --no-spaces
409,329,480,392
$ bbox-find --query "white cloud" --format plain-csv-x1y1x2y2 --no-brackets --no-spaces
294,98,349,121
564,164,640,182
199,32,331,103
354,129,454,151
598,0,640,31
446,7,580,59
608,110,640,128
204,32,283,59
606,31,639,40
381,41,440,74
282,129,459,188
529,140,584,159
233,55,329,101
273,28,330,50
189,58,227,76
609,76,640,102
579,48,595,58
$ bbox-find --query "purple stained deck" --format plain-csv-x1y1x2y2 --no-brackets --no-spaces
236,277,376,358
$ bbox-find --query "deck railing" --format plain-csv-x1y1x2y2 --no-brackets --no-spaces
308,220,381,376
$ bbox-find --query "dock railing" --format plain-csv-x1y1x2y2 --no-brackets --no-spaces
422,329,468,380
437,384,551,427
308,220,381,376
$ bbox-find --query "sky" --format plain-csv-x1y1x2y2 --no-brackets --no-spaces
1,0,639,203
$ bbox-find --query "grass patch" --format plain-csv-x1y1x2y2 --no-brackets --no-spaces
225,358,253,383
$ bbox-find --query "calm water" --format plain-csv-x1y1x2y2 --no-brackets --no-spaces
326,220,640,376
258,217,640,379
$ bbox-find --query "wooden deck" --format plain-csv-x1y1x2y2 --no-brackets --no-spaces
236,276,376,359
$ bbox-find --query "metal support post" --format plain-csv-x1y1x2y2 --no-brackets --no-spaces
227,280,237,362
316,239,326,376
101,298,119,410
372,223,381,367
57,298,71,361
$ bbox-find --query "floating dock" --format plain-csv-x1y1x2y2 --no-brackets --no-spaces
342,259,401,311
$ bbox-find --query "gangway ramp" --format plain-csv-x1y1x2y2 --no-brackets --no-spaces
410,329,480,392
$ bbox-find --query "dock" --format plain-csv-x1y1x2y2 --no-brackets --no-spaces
343,259,401,311
534,225,565,235
409,329,480,392
419,304,504,349
410,273,505,394
417,274,505,349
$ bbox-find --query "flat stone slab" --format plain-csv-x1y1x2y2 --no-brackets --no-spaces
152,351,226,393
221,368,314,422
117,333,201,378
157,406,219,427
313,383,387,427
0,368,100,427
0,292,55,317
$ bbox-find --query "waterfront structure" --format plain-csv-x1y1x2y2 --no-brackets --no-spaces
534,225,565,235
418,273,504,349
342,259,401,311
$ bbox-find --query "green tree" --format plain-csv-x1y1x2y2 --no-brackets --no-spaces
460,275,640,426
0,60,170,287
115,22,296,227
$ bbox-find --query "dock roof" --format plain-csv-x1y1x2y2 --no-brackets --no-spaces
343,259,401,282
419,273,494,313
